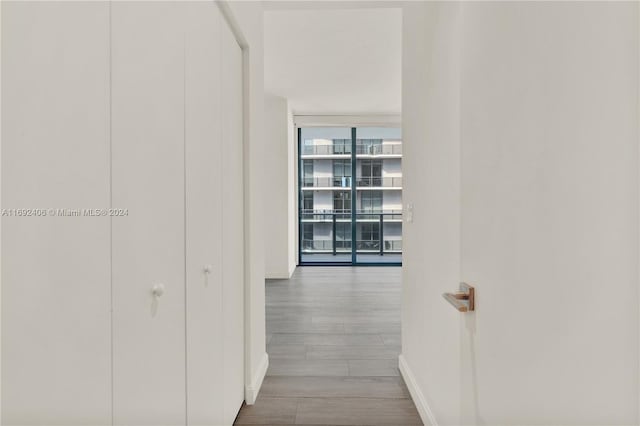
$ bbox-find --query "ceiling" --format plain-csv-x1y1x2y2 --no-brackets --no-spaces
264,6,402,115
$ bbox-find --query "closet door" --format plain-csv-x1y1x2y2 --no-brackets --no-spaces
184,2,225,424
111,3,186,424
1,3,111,424
221,17,246,424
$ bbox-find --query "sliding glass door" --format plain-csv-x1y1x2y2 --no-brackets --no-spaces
298,126,402,265
299,127,353,264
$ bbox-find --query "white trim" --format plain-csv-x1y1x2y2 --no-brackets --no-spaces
265,271,293,280
294,114,401,127
216,1,248,49
264,1,405,11
294,126,300,265
1,2,4,421
398,354,436,426
637,1,640,421
216,1,258,414
244,352,269,405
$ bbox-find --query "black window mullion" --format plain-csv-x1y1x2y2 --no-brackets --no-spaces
298,127,302,264
351,127,357,264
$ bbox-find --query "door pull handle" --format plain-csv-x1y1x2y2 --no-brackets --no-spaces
443,282,475,312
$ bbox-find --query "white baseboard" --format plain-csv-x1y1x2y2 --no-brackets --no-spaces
399,354,438,426
287,263,296,278
265,264,296,280
245,352,269,405
265,271,292,280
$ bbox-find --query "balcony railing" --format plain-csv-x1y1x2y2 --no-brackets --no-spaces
301,145,351,156
302,239,352,252
300,209,351,222
301,210,403,221
355,210,403,221
301,176,402,188
353,240,402,252
301,238,402,254
302,177,351,188
300,141,402,156
355,177,402,188
300,211,403,255
385,240,403,251
355,144,402,156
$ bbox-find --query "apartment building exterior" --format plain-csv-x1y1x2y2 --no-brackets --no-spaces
299,127,402,264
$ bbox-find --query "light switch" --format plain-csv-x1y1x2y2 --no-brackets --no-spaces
406,203,414,223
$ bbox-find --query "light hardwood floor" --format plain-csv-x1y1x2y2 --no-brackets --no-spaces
234,267,422,426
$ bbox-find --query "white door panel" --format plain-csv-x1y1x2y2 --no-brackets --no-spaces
185,2,225,424
2,2,246,423
111,3,186,424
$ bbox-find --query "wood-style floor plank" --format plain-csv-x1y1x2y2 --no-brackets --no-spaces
270,333,385,346
348,359,400,377
266,344,307,360
306,345,401,360
295,398,422,425
267,359,350,377
235,267,422,426
380,333,401,346
235,398,299,425
260,376,410,399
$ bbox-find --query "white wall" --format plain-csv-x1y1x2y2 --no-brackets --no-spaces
314,191,333,211
0,5,4,425
459,3,638,424
264,93,296,279
382,158,401,178
401,2,640,425
2,4,112,423
314,159,333,180
222,0,268,404
400,2,462,425
314,223,332,241
382,191,402,212
384,223,402,239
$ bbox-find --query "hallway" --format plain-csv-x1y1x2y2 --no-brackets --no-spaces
235,267,421,425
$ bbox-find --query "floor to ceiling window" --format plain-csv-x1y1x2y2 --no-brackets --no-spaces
298,126,402,265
